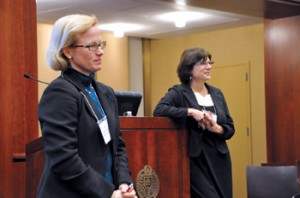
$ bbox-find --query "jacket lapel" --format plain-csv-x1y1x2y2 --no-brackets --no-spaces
61,71,103,123
92,82,116,140
181,84,202,109
61,70,116,143
206,84,221,117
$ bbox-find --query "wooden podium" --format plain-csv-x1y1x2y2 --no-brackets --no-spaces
25,117,190,198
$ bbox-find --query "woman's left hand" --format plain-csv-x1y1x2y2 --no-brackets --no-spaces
203,112,224,134
119,183,138,198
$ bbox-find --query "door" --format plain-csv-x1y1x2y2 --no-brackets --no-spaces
208,63,251,198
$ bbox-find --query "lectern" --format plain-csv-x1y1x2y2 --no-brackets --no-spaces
25,117,190,198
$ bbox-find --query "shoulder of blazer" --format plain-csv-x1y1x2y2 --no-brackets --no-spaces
171,84,201,108
171,84,192,94
44,74,80,96
58,70,86,92
206,83,225,99
94,81,113,95
205,83,221,94
168,84,191,99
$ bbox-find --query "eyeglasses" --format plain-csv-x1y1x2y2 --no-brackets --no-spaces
71,41,106,51
194,61,214,67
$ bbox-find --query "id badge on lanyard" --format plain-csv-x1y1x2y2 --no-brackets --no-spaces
212,113,217,122
81,92,111,144
97,116,111,144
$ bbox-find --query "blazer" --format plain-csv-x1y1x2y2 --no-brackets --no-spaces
153,83,235,157
36,69,132,198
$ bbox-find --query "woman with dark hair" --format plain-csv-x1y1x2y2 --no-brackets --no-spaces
153,48,235,198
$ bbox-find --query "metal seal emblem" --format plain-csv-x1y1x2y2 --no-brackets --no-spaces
135,165,160,198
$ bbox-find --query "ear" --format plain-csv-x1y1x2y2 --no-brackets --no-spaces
62,47,72,59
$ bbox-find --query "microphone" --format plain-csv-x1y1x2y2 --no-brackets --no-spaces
23,73,49,85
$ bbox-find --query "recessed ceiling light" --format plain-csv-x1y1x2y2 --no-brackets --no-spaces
175,0,186,6
99,23,143,37
157,11,208,23
175,19,186,28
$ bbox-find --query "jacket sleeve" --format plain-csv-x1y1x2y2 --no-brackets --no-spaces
38,79,115,198
115,132,133,185
106,85,133,186
153,86,188,124
218,91,235,140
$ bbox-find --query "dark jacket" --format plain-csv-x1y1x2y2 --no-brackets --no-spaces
153,83,235,157
36,69,132,198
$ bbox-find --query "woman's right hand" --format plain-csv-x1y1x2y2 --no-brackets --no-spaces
187,108,206,129
111,190,122,198
111,189,138,198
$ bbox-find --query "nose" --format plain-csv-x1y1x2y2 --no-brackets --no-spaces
96,47,103,54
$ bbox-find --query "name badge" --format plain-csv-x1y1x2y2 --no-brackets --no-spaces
212,113,217,122
97,116,111,144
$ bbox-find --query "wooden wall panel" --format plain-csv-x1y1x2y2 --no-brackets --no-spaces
265,15,300,164
0,0,38,197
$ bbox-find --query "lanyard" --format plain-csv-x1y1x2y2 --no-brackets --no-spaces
80,91,105,122
81,91,112,145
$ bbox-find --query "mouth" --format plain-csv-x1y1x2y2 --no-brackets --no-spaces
94,59,102,64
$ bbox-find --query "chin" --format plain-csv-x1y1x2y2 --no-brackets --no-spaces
94,65,102,71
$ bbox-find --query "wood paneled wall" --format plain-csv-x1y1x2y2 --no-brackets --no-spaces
265,15,300,164
0,0,38,197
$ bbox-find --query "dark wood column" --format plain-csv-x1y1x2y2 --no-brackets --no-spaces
0,0,38,197
265,15,300,164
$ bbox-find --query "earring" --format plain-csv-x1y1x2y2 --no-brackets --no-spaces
189,76,192,80
68,56,72,59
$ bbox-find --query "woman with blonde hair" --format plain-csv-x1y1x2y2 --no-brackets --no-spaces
37,14,137,198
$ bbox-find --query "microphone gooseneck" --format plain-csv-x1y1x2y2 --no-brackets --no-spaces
23,73,49,85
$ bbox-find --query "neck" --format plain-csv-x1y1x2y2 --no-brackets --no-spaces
191,81,207,95
68,66,95,86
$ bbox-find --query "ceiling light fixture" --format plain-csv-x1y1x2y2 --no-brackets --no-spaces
114,30,124,38
157,11,209,28
175,0,186,6
99,23,143,37
175,19,186,28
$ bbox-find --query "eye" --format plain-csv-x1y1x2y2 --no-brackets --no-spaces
89,43,98,50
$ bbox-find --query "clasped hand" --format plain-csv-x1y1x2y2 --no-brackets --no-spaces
188,108,223,134
197,110,214,130
111,183,137,198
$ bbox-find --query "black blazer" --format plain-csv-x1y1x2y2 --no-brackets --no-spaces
153,83,235,157
37,70,132,198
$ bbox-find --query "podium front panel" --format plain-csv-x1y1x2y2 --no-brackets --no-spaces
120,117,190,198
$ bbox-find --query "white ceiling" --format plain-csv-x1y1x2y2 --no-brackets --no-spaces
36,0,263,39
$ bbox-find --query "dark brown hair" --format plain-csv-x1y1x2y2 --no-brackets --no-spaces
177,48,212,84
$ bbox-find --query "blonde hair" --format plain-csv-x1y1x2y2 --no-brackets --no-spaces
46,14,98,70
